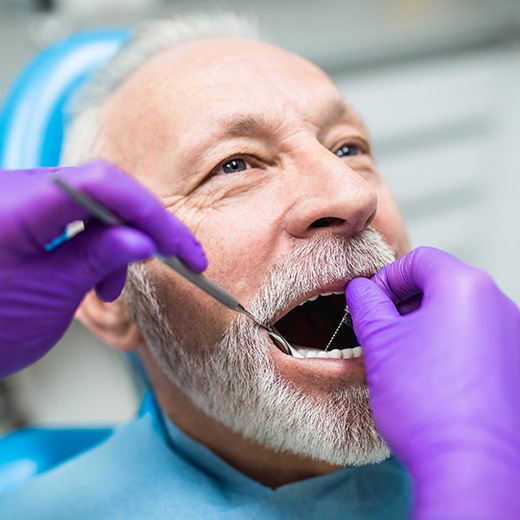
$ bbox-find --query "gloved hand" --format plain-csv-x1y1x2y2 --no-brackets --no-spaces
0,161,207,377
346,247,520,520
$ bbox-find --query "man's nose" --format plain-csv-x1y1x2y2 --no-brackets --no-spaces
283,150,378,239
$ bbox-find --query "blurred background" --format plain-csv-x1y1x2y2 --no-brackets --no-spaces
1,0,519,433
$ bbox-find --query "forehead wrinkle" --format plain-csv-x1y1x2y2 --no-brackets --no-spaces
223,112,281,139
219,97,352,140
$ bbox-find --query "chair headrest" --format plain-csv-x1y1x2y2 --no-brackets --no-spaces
0,29,129,169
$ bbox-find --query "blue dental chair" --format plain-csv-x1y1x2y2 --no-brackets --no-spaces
0,28,129,168
0,28,131,495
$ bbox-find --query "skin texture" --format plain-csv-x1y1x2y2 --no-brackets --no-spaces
77,39,410,487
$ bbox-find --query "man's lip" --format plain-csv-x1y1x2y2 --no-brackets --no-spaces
270,340,367,384
269,280,348,325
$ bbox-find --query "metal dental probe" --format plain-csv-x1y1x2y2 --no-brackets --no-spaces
324,306,353,351
159,256,295,357
50,176,295,356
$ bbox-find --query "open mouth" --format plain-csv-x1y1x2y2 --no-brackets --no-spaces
272,291,361,359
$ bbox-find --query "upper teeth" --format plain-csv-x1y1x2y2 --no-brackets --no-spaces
298,291,343,306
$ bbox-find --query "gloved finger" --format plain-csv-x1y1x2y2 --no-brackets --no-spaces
345,277,400,349
0,168,95,248
58,162,208,271
395,293,423,315
175,233,207,272
94,266,128,302
53,224,156,291
371,246,466,305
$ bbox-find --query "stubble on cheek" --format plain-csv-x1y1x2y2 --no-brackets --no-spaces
144,260,239,351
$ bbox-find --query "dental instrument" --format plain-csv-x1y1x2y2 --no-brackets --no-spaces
324,306,353,351
50,176,295,356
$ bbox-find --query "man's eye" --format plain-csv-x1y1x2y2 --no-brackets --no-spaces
335,144,363,157
221,158,249,174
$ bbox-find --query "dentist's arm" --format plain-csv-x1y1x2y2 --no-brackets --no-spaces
346,247,520,520
0,161,207,377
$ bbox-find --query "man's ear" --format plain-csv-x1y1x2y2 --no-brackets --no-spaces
76,290,143,352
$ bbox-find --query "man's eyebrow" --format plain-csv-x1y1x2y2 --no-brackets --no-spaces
223,112,277,138
320,98,350,126
218,98,352,139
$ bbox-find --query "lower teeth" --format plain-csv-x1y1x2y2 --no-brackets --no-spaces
292,345,363,359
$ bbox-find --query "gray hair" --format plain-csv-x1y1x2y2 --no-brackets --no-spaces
61,12,257,165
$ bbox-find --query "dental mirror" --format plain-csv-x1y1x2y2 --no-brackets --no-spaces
266,326,296,356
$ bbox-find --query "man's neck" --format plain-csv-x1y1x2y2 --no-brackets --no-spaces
143,351,342,488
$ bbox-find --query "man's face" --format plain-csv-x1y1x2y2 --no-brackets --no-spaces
101,39,410,465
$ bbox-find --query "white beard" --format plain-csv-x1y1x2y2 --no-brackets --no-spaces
125,227,395,466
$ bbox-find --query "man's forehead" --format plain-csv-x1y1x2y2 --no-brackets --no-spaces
204,99,360,147
118,38,337,101
101,37,367,163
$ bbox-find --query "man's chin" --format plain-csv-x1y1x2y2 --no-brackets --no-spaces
125,226,395,467
176,323,389,467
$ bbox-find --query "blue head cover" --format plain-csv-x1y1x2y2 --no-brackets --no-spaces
0,29,129,169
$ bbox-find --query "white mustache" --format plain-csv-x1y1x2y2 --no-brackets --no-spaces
248,227,396,323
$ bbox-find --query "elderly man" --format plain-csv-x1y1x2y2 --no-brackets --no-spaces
1,13,519,520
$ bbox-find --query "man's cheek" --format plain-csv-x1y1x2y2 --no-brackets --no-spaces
145,263,232,349
371,208,409,259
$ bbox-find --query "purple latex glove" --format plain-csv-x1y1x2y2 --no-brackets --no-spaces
0,161,207,377
346,247,520,520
